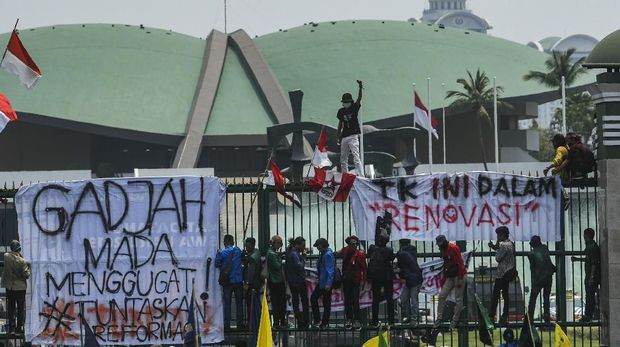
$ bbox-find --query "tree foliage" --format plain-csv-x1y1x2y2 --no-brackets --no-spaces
446,69,511,171
523,48,588,95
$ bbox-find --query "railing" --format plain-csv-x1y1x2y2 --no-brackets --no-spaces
0,174,602,346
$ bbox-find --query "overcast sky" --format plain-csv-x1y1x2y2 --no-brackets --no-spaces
1,0,618,43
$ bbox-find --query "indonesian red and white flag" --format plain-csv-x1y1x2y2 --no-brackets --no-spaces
267,160,301,208
311,128,332,168
0,92,17,133
1,31,42,89
414,92,438,139
308,167,356,202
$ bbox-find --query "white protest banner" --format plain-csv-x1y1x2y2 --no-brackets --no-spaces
296,251,472,310
350,172,561,242
419,251,472,295
16,177,225,346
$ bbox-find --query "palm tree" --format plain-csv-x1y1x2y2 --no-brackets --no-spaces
523,48,588,97
446,69,511,171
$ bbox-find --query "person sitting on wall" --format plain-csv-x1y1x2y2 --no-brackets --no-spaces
337,80,365,177
1,240,30,335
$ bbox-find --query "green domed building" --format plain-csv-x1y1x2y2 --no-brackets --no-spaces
0,21,593,176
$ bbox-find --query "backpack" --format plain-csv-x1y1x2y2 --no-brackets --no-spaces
332,261,343,289
218,250,234,286
570,143,596,175
368,247,386,280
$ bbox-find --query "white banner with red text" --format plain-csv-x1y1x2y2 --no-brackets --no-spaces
294,251,472,310
349,172,562,242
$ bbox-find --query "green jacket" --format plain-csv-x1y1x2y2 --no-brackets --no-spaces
266,248,285,283
527,244,555,287
244,248,262,289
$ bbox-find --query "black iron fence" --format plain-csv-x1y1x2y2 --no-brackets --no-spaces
0,175,602,346
219,176,601,347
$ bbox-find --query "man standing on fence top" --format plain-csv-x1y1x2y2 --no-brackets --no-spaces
571,228,601,322
337,80,365,177
488,226,517,326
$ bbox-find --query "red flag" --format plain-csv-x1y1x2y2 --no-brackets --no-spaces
1,31,42,89
308,167,356,202
311,128,332,168
413,92,439,139
0,92,17,133
269,160,301,207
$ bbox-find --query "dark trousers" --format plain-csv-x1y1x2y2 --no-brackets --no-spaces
289,282,310,327
584,283,598,319
310,286,332,325
343,280,361,321
222,283,244,328
528,278,552,320
490,274,511,319
7,289,25,332
371,280,394,325
245,288,260,328
269,280,288,326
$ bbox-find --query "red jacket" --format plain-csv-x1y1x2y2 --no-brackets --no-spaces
339,247,368,284
441,242,466,278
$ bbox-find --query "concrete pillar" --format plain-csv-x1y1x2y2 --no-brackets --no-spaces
589,72,620,347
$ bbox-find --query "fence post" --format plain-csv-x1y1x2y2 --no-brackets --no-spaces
257,187,271,255
456,240,469,347
556,196,567,323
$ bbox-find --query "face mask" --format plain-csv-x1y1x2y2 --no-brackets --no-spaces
342,102,352,108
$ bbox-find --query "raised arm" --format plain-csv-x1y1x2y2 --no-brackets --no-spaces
355,80,363,105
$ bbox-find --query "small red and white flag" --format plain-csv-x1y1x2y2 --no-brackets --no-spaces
414,92,438,139
307,167,356,202
311,128,332,168
266,160,301,208
1,31,42,89
0,92,17,133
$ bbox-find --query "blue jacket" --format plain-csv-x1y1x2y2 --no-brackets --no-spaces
215,245,243,284
317,248,335,289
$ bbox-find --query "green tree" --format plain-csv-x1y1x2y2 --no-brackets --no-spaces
523,48,588,97
446,69,511,171
550,92,595,139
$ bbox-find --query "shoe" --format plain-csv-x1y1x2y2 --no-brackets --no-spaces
319,323,329,330
311,321,321,329
498,315,508,326
579,316,591,323
542,314,551,324
353,320,362,330
344,320,353,329
421,330,438,345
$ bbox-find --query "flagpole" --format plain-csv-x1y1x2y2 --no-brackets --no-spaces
0,19,19,65
412,83,417,158
427,77,433,173
561,75,567,134
359,104,365,177
493,76,499,172
441,82,446,172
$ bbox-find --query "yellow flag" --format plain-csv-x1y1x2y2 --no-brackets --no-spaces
554,323,572,347
257,290,273,347
362,330,390,347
